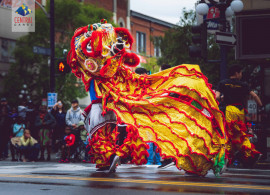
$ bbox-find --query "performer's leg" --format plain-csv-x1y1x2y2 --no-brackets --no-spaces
146,143,154,165
226,106,261,166
154,144,161,165
118,125,148,165
90,124,119,170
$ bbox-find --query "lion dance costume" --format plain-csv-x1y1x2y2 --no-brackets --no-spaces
67,20,226,176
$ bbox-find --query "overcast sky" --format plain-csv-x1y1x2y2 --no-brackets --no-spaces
130,0,198,25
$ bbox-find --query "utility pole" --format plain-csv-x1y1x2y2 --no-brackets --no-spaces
217,0,230,80
50,0,55,92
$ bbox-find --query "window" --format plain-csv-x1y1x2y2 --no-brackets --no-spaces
154,37,162,57
118,17,125,28
0,38,16,63
136,32,146,53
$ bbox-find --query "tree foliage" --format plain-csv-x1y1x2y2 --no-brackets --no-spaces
141,57,160,74
3,0,112,106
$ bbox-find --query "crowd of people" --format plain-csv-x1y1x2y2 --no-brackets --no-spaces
0,97,89,163
0,64,263,172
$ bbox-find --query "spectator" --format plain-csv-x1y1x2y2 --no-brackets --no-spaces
19,129,39,162
135,67,148,75
35,105,56,161
66,99,84,133
25,100,38,138
10,117,25,161
159,64,171,71
18,101,34,122
1,97,11,112
12,117,25,137
78,121,90,162
1,98,12,159
0,105,11,160
51,100,66,151
59,126,75,163
9,107,18,125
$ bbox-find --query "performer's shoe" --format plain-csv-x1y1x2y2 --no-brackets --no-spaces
184,172,199,177
251,153,262,168
96,166,110,172
109,154,120,173
158,158,175,169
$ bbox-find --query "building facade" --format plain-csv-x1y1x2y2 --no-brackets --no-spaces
0,0,45,92
0,1,28,92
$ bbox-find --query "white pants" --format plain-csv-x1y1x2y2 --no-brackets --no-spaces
84,103,116,138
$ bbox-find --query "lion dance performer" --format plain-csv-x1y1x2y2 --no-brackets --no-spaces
67,19,226,176
216,65,262,167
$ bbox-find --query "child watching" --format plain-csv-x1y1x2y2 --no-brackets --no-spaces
13,117,25,137
19,129,39,162
59,126,75,163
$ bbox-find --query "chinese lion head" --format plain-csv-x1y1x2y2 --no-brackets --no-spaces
67,19,140,88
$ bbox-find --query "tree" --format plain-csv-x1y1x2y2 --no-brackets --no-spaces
3,0,112,106
141,57,160,74
156,9,227,87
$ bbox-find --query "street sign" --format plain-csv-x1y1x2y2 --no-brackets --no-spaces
215,32,237,46
33,46,51,56
47,92,57,107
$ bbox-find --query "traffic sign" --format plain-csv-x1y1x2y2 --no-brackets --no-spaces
33,46,51,56
215,32,237,46
47,92,57,107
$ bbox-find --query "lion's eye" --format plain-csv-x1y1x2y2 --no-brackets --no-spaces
87,43,92,52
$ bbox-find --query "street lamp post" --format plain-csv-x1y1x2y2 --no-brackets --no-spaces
196,0,244,81
19,84,31,101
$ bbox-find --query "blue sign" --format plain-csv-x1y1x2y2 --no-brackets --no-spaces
47,93,57,107
33,46,51,56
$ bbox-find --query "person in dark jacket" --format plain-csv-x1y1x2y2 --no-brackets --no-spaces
0,105,11,160
35,105,56,161
216,65,263,167
26,101,38,139
51,100,66,151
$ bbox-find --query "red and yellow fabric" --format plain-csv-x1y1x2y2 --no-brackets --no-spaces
225,105,260,164
89,124,148,168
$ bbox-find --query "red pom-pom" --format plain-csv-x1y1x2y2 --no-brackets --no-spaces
122,52,140,67
115,27,134,48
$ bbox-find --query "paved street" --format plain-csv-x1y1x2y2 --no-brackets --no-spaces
0,161,270,195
